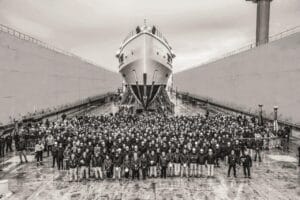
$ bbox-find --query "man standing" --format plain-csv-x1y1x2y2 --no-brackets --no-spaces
180,148,189,177
198,148,206,177
34,140,44,166
5,133,13,153
298,146,300,167
0,135,5,157
159,151,168,179
228,150,238,178
79,152,90,180
206,149,215,178
52,142,59,168
91,152,103,180
173,148,181,176
69,153,78,182
189,148,198,177
57,143,64,170
113,149,122,180
149,150,157,178
18,136,28,163
240,150,252,178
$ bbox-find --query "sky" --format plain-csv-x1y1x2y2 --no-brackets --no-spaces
0,0,299,73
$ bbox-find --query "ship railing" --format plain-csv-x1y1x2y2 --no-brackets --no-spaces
191,25,300,68
0,23,102,68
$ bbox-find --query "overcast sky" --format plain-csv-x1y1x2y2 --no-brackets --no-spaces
0,0,299,72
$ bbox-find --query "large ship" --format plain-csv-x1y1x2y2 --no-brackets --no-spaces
116,23,175,111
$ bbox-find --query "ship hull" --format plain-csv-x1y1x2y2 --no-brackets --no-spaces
118,33,173,107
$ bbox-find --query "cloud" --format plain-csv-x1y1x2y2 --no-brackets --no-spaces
0,0,299,72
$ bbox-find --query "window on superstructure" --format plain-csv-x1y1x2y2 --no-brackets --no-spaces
167,54,172,63
119,54,124,63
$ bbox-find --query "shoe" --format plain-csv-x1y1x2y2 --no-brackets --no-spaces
248,176,251,179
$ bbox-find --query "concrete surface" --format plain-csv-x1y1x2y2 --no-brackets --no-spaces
174,32,300,124
0,31,121,124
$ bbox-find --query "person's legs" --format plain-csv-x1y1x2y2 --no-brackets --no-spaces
207,165,211,176
19,151,23,163
211,165,214,176
228,165,232,177
233,165,237,177
243,166,247,177
85,167,89,179
94,167,98,179
247,166,251,178
80,167,84,180
52,156,56,167
22,150,28,162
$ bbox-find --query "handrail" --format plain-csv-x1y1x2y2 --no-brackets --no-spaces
0,23,102,68
187,25,300,70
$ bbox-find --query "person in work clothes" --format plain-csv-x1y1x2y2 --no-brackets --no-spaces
180,149,189,177
18,137,28,163
206,149,215,178
189,148,198,177
91,152,103,180
79,152,90,180
159,151,168,179
68,153,78,182
35,140,44,166
198,148,206,177
240,150,252,178
228,150,238,178
5,133,13,153
173,148,181,176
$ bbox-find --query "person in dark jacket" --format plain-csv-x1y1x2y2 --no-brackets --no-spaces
131,153,140,180
69,153,78,182
5,134,13,153
17,137,28,163
57,143,64,170
206,149,215,178
91,152,103,180
159,151,168,179
122,154,131,179
180,149,189,177
52,142,59,168
189,148,198,177
113,149,123,180
140,153,148,180
166,148,174,177
79,152,90,180
240,150,252,178
298,146,300,167
103,154,112,178
198,148,206,177
0,135,5,157
214,144,221,167
149,150,157,178
227,150,238,178
254,138,262,162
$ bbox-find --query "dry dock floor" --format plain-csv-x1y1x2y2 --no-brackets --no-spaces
0,101,299,200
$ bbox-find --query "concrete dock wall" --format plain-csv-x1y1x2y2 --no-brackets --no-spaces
0,31,121,124
174,32,300,124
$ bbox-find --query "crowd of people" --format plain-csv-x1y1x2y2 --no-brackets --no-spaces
0,107,293,181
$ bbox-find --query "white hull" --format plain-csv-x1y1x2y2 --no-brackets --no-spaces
119,33,172,86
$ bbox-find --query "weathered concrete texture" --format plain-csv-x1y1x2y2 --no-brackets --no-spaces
174,32,300,124
0,31,121,124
